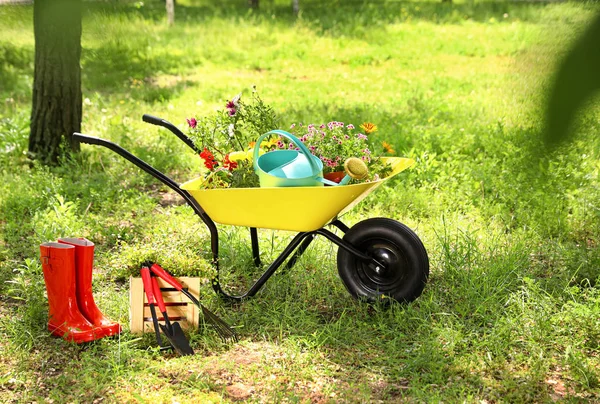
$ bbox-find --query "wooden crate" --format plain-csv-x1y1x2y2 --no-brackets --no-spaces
129,276,200,334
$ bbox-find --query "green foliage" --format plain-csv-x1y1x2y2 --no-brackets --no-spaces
288,121,392,179
32,195,86,244
2,259,49,351
187,88,279,188
109,229,215,281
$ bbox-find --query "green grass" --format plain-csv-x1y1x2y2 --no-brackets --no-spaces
1,0,599,402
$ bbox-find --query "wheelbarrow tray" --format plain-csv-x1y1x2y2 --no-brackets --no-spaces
180,157,414,232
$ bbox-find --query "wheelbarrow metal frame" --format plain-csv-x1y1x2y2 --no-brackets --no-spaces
72,119,384,303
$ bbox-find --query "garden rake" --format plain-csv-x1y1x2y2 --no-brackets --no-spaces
148,262,238,343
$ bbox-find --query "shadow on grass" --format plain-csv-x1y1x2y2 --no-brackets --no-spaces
82,42,196,102
2,0,572,101
90,0,563,32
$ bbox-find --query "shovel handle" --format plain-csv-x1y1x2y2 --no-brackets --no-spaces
151,276,167,314
150,263,183,291
141,266,156,305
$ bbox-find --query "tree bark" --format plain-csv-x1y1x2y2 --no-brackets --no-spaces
166,0,175,26
29,0,82,165
248,0,259,9
292,0,300,16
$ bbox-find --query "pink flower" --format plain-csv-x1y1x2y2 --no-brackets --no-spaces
357,133,367,140
228,108,236,116
186,118,197,128
290,123,296,129
226,94,240,109
347,124,355,130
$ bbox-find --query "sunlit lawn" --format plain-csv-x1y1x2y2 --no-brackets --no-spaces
0,1,599,402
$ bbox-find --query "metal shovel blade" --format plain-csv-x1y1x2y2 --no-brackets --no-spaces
159,322,194,356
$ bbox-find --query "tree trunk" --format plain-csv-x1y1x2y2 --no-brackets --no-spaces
248,0,259,9
166,0,175,26
29,0,82,165
292,0,300,16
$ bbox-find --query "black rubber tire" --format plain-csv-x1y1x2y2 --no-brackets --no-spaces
336,218,429,304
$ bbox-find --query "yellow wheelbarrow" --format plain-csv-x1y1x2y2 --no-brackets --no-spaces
73,114,429,304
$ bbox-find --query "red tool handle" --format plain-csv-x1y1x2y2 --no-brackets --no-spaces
150,263,182,290
141,266,156,305
151,276,167,313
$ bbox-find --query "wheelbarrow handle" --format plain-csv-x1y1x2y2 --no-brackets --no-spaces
73,132,218,259
142,114,201,154
73,132,182,190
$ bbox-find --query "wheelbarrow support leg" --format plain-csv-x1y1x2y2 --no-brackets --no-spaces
211,232,314,302
283,220,347,273
250,228,261,268
211,223,384,302
283,234,314,272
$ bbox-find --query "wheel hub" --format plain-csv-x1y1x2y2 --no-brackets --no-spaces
371,248,392,275
360,243,407,291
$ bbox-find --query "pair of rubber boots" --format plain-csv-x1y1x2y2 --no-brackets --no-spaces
40,238,121,343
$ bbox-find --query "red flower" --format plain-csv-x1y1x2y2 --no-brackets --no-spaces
223,154,238,171
200,148,218,170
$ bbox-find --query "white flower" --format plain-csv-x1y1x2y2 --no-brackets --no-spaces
228,123,235,137
232,93,241,107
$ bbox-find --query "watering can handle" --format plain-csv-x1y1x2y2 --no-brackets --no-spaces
252,130,321,177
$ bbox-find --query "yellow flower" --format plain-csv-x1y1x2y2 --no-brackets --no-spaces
382,141,395,154
360,122,378,134
263,136,281,148
229,150,251,162
229,147,264,162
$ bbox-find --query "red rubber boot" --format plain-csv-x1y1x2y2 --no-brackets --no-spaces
40,242,101,343
58,238,122,338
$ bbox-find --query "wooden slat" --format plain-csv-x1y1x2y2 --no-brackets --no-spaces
129,276,201,334
129,277,145,334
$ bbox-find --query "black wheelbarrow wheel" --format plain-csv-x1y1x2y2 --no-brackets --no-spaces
336,218,429,304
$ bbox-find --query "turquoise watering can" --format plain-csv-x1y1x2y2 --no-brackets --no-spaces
253,130,339,188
